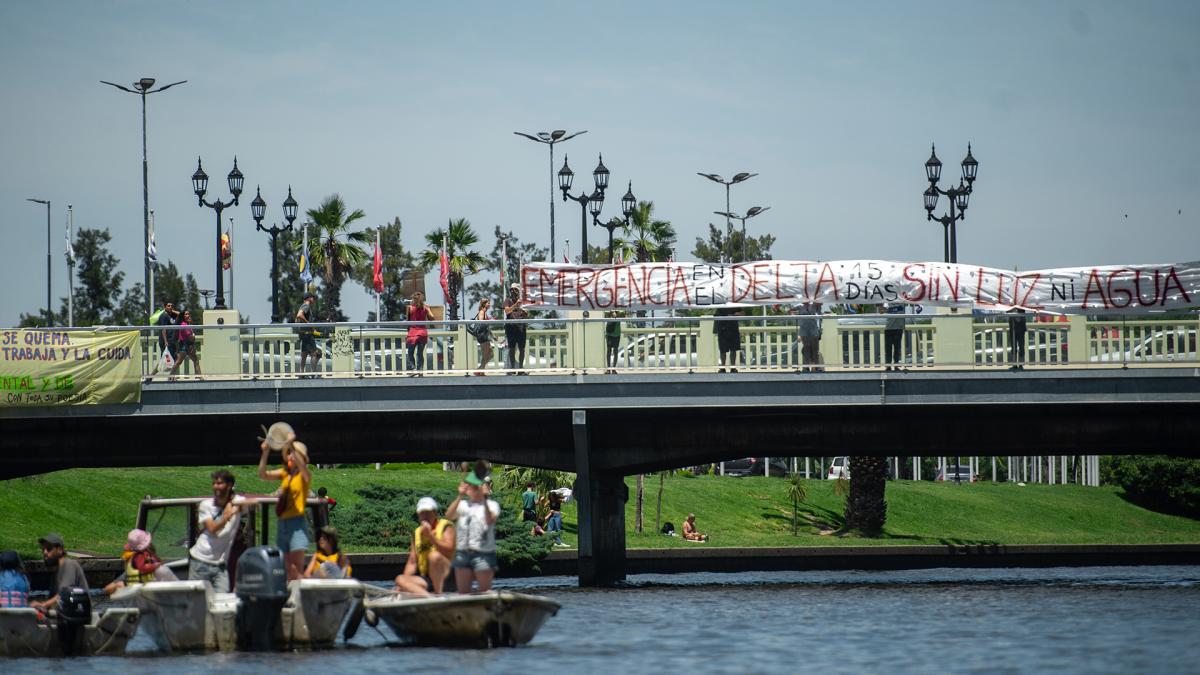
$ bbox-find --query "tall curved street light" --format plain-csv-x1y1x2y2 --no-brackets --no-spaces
698,172,757,262
192,157,244,310
514,129,587,262
559,154,610,264
714,206,771,263
923,143,978,264
101,77,186,315
251,186,299,322
26,198,51,325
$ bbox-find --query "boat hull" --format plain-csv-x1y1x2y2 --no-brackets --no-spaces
0,607,141,657
366,591,560,648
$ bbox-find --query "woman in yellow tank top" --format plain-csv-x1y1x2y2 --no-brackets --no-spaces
258,432,312,581
395,496,456,595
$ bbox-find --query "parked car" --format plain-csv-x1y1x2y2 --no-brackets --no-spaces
827,456,850,479
614,332,698,369
722,457,789,477
1091,328,1197,364
934,465,976,482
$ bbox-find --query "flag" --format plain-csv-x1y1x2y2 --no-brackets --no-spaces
65,229,76,265
614,249,623,265
372,230,384,293
299,226,313,284
221,230,232,270
563,239,570,263
147,232,158,265
438,238,450,301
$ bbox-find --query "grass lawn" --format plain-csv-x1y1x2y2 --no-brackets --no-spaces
2,465,1198,559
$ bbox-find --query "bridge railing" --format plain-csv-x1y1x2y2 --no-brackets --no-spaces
65,311,1198,379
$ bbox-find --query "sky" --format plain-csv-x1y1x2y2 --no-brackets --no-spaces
1,0,1197,325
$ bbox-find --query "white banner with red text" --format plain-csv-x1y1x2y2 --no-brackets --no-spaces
518,260,1200,314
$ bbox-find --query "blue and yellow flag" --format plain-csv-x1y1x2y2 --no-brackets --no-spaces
299,226,313,284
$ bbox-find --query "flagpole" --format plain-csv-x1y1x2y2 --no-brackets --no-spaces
500,233,507,309
148,209,156,311
66,204,74,327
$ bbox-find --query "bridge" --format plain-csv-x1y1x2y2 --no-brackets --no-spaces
4,313,1199,584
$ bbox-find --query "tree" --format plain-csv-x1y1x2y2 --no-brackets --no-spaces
785,474,808,535
419,218,486,321
351,217,418,321
150,261,201,315
28,227,126,327
465,226,548,309
622,201,676,263
692,222,776,263
844,456,888,534
303,195,370,322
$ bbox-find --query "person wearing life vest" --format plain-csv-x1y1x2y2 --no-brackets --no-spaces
304,526,352,579
394,497,455,595
123,529,162,585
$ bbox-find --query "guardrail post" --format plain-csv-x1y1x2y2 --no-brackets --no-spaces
582,314,605,370
200,309,242,376
820,317,839,369
932,311,973,368
1067,315,1089,364
697,316,716,369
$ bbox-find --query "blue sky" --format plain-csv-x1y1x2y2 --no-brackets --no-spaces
1,1,1197,324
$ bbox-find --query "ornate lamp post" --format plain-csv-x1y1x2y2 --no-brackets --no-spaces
101,77,186,315
714,205,771,263
558,154,610,264
698,172,757,262
192,157,244,310
251,186,298,322
26,198,51,325
923,144,978,264
514,129,587,262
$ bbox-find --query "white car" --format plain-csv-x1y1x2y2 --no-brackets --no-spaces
827,456,850,480
1092,328,1197,364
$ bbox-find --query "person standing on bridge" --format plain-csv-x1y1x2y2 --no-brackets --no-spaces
404,291,432,375
503,284,529,373
796,301,823,372
884,302,907,371
1008,307,1027,371
296,293,322,374
716,307,742,373
259,432,312,581
469,298,495,375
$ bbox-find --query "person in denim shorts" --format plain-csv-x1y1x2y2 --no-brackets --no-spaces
446,470,500,593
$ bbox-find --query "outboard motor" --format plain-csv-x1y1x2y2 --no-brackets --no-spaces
56,586,91,656
235,546,288,651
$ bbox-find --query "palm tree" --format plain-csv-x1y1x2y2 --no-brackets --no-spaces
622,200,676,263
844,456,888,534
419,218,486,321
785,474,808,535
303,195,370,321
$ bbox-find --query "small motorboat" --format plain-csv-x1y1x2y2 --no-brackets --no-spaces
111,580,237,652
363,590,560,648
0,588,141,657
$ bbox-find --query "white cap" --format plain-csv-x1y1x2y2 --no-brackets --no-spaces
416,497,439,514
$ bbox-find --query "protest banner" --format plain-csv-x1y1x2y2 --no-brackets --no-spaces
0,329,142,406
519,260,1200,314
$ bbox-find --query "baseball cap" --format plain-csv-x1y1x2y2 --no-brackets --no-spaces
39,533,65,549
416,497,439,514
464,471,485,486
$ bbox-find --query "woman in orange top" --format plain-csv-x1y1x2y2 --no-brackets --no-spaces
258,431,312,581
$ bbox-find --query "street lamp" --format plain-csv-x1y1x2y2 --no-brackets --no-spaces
596,181,637,264
559,154,610,264
101,76,186,316
923,143,978,264
698,172,758,262
192,157,244,310
714,206,771,263
251,186,299,322
26,198,51,325
514,129,587,262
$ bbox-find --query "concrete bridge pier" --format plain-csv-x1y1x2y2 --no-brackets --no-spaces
573,410,627,587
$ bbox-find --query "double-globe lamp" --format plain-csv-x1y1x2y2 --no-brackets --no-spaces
923,144,978,264
192,157,244,310
251,186,299,322
558,154,610,264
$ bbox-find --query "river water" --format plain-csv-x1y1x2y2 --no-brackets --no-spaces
16,566,1200,674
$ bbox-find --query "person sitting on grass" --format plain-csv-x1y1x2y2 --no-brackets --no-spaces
304,526,352,579
682,513,709,542
395,497,456,596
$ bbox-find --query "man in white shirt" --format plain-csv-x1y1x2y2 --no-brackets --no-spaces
446,471,500,593
188,470,242,592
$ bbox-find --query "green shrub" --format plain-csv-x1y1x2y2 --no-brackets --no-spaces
1103,455,1200,517
330,484,553,573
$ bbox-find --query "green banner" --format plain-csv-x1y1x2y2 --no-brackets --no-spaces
1,330,142,406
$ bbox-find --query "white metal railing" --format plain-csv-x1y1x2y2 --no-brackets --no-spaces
47,312,1197,379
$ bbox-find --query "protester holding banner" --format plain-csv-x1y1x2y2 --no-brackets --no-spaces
1008,307,1028,371
605,310,623,373
884,303,907,371
715,307,742,373
796,302,823,372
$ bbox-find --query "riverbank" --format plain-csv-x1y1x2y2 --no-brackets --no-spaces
3,464,1199,558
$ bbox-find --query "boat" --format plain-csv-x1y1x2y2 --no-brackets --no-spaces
0,605,141,657
111,577,361,651
363,590,560,648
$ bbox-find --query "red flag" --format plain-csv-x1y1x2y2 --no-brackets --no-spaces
221,231,232,270
372,234,384,293
439,245,450,301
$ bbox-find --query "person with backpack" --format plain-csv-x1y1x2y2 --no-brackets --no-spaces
295,293,321,373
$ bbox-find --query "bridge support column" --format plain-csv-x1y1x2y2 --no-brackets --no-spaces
572,410,626,587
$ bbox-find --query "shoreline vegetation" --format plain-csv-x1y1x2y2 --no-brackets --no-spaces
3,464,1198,560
